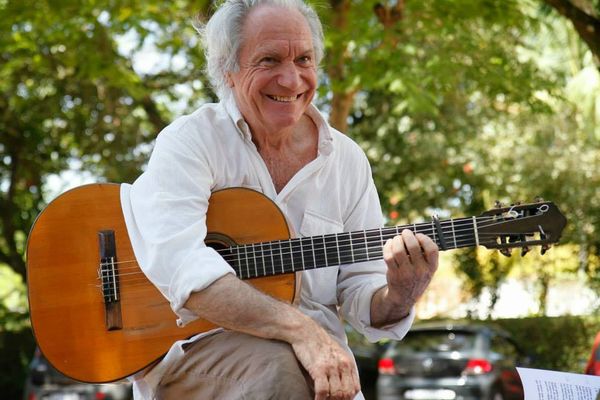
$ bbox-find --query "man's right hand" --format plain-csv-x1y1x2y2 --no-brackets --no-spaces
290,323,361,400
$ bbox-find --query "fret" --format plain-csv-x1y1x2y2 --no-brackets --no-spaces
363,231,369,260
281,239,293,274
252,243,258,278
313,235,328,268
349,231,355,263
413,223,417,234
351,231,368,263
431,221,437,245
262,242,274,277
244,244,250,278
235,247,242,279
292,238,303,272
379,228,384,248
365,230,381,260
230,247,239,279
450,218,457,249
292,238,304,271
271,240,282,274
335,234,341,263
322,234,339,267
258,242,265,277
270,241,276,275
472,216,480,247
310,237,317,268
301,237,315,269
338,232,353,264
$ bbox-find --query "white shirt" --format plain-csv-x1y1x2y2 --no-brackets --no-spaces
120,95,414,399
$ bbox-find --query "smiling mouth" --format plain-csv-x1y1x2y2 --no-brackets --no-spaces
267,94,301,102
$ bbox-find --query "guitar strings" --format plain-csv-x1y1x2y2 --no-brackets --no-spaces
95,214,542,294
97,214,516,271
97,226,531,280
96,233,518,295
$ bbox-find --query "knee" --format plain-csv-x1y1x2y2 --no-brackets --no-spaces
247,340,313,399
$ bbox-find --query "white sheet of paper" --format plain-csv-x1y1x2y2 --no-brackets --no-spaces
517,367,600,400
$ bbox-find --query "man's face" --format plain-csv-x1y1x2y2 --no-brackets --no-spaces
228,5,318,136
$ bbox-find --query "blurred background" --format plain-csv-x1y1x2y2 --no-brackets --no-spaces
1,0,600,399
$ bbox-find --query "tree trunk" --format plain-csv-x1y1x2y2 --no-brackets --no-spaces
543,0,600,65
326,0,353,132
329,91,356,133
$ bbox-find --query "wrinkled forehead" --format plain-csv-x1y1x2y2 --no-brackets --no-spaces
239,4,314,49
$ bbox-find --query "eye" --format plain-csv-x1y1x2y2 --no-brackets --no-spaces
296,55,313,66
259,57,278,66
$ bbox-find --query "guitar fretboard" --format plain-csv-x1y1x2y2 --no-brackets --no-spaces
217,217,478,279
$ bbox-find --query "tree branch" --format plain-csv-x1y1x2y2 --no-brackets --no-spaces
543,0,600,65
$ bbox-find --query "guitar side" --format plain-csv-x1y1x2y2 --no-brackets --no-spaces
27,183,295,383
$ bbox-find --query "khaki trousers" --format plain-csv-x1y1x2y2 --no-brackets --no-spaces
155,331,314,399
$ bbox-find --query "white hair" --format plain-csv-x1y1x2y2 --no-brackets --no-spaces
196,0,324,100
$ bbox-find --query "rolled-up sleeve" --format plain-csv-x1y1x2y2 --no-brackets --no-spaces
336,157,414,342
120,119,235,326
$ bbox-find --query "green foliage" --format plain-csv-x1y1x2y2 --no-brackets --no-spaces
335,1,600,309
494,315,600,372
0,329,35,400
0,0,213,277
0,264,29,331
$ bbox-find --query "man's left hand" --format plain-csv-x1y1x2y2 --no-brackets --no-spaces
380,229,439,319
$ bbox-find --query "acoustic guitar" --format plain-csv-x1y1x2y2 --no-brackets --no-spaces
26,183,566,383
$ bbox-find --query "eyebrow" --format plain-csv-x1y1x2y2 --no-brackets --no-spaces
252,43,314,59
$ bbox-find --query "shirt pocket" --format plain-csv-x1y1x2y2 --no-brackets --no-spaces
298,209,344,306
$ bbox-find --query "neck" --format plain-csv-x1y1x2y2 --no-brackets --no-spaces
216,217,479,280
250,114,315,153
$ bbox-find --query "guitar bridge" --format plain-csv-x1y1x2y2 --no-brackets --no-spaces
99,230,122,331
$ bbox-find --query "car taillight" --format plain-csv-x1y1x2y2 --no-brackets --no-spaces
95,392,106,400
28,394,36,400
463,358,493,375
378,358,396,375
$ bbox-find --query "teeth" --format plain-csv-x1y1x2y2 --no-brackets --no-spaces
270,95,297,102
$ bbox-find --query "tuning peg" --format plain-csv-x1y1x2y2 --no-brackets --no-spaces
540,244,551,255
521,246,530,257
495,200,504,208
511,201,522,206
499,248,512,257
535,196,545,203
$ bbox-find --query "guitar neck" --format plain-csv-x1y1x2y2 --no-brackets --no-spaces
217,216,478,279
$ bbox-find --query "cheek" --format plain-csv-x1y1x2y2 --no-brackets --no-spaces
304,69,318,89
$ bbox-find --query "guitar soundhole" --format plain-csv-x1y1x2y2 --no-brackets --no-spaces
207,241,227,251
205,233,236,251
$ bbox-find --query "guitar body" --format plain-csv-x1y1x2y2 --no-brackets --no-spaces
27,183,296,383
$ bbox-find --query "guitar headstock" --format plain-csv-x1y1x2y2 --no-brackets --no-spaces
476,200,567,256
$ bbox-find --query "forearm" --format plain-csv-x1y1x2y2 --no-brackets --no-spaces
183,274,314,344
369,285,413,328
185,274,361,398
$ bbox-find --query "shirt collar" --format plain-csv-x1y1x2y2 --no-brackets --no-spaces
221,94,334,156
222,93,253,141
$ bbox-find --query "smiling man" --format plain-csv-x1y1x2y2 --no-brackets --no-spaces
121,1,439,399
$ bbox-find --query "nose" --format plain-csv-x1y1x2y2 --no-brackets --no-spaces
277,62,301,89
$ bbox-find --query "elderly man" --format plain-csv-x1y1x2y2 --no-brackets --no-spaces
121,0,439,399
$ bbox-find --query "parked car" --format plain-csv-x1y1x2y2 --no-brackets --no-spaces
23,348,132,400
376,322,529,400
